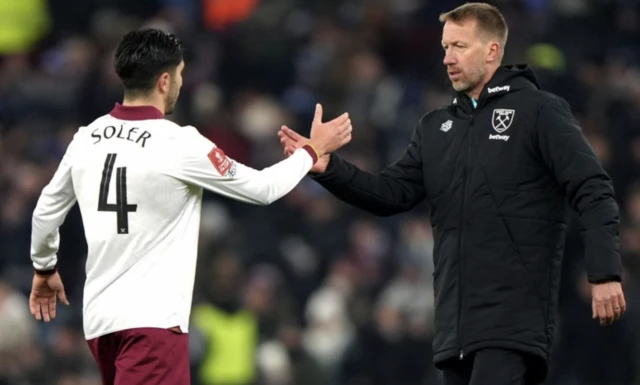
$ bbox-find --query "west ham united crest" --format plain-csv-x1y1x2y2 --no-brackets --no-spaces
492,109,515,133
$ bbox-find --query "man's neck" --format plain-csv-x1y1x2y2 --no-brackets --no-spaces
467,90,482,101
122,96,164,114
466,66,500,101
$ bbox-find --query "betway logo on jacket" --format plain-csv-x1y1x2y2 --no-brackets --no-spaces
489,134,509,141
488,85,510,94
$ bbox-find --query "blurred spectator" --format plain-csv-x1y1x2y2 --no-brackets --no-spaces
302,259,356,383
2,0,640,384
191,254,258,385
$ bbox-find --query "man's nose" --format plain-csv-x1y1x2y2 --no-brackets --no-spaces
443,50,456,66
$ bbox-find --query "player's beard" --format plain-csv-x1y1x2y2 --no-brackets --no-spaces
165,82,179,115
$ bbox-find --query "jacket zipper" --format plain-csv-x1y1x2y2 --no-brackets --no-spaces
458,114,474,360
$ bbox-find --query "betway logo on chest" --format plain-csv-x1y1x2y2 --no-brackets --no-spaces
489,134,510,141
487,85,510,93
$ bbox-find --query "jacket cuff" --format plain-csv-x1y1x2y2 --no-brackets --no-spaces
589,275,621,284
309,154,340,180
583,228,622,284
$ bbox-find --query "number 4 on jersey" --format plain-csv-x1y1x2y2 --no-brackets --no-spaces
98,154,137,234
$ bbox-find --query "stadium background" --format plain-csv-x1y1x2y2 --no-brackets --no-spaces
1,0,640,384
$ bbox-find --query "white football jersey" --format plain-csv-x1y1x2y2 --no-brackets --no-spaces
30,104,317,339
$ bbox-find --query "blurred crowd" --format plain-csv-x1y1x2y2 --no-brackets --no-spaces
1,0,640,384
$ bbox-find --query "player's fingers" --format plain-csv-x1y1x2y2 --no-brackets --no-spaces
40,298,51,322
58,289,70,306
313,104,323,124
282,126,304,142
48,295,57,320
29,295,39,318
279,136,297,152
34,303,42,321
592,300,597,319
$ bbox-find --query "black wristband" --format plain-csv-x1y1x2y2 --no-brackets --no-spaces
35,266,58,277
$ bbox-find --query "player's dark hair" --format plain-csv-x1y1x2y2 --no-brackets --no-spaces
114,28,184,96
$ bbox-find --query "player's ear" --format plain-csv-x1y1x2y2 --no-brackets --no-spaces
158,72,171,93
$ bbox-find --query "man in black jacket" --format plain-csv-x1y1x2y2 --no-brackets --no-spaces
278,2,626,385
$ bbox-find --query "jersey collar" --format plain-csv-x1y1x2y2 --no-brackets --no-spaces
109,103,164,120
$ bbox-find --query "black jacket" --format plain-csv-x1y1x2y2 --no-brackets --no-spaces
311,65,622,381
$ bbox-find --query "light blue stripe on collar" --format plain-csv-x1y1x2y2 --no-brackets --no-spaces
471,98,477,109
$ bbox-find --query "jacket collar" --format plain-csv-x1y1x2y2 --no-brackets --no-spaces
451,64,540,114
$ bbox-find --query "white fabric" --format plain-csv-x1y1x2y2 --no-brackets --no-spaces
31,113,313,339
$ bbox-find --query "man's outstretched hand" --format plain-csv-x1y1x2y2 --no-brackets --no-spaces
29,271,69,322
592,281,626,326
308,103,352,157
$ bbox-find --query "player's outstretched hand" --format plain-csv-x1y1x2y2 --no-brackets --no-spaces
29,271,69,322
278,126,331,174
278,103,349,174
591,281,626,326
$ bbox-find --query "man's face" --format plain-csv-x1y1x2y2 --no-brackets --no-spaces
442,19,490,94
165,61,184,115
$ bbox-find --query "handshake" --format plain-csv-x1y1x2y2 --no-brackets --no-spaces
278,103,351,173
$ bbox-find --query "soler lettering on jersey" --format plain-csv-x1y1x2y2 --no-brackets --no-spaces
91,125,152,147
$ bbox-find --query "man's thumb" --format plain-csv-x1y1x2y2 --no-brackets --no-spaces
58,290,70,306
313,103,323,124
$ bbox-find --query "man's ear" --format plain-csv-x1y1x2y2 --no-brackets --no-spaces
487,41,501,63
158,72,170,93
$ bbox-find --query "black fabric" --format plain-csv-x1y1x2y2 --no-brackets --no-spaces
441,348,534,385
311,65,622,383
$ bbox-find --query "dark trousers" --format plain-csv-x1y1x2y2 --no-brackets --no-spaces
441,348,538,385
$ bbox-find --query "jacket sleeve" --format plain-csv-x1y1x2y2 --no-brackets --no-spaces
311,124,426,217
166,127,316,205
31,134,79,272
537,96,622,283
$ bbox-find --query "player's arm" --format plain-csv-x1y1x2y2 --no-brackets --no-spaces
168,108,351,205
31,135,79,273
169,129,319,205
536,96,621,283
307,125,425,217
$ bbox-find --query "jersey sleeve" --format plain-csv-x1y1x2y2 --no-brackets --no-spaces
166,127,315,205
31,133,79,272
